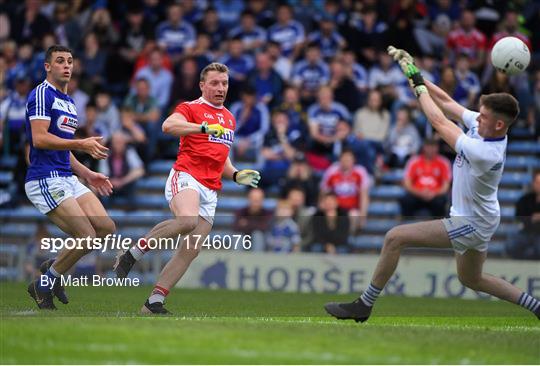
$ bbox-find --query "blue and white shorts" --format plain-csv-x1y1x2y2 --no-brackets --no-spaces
442,216,498,255
25,175,91,214
165,169,217,225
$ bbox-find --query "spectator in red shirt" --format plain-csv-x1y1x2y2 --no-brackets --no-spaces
400,139,451,218
320,149,371,231
446,9,487,70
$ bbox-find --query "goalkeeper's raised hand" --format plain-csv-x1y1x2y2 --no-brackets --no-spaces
387,46,415,65
233,169,261,188
201,121,226,138
387,45,427,97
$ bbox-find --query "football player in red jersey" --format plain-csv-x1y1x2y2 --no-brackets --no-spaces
114,63,261,314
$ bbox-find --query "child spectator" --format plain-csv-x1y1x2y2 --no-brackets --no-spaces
266,200,301,253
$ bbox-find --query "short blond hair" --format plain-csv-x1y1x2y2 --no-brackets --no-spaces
200,62,229,81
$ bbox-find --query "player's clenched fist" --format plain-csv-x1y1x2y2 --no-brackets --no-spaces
201,121,226,138
233,169,261,188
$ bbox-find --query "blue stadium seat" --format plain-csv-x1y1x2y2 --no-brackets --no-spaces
505,156,540,170
496,223,520,236
133,195,168,209
1,223,37,238
219,197,247,211
370,185,404,199
509,127,532,138
213,214,235,227
148,160,174,175
219,197,277,211
497,189,523,203
0,171,13,185
381,170,404,184
123,210,170,225
0,156,17,169
0,244,20,255
349,235,384,250
368,202,400,216
362,219,398,234
507,142,540,154
135,177,166,190
221,180,245,194
487,241,505,256
500,206,515,217
46,224,68,238
500,173,532,187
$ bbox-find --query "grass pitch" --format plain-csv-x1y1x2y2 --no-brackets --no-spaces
0,282,539,364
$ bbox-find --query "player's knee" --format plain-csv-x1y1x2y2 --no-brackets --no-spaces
184,216,199,233
95,217,116,238
384,227,404,251
177,216,198,234
458,273,482,291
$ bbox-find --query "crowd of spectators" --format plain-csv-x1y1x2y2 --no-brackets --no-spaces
1,0,539,255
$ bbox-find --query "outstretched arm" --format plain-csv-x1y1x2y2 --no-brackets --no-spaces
424,79,466,124
162,112,226,138
417,92,464,151
70,153,113,196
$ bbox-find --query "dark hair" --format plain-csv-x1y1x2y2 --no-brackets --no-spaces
479,93,520,126
135,77,150,86
45,45,72,63
340,148,355,157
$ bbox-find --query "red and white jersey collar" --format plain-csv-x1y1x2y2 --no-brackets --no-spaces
199,97,223,109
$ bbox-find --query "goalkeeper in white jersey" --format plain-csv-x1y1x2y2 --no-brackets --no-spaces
325,46,540,322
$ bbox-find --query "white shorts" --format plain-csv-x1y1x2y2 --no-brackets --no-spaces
25,175,91,214
165,169,217,224
442,216,498,255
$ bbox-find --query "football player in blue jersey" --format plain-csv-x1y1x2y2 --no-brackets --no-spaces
25,45,116,310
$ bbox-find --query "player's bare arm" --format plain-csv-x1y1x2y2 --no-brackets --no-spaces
69,153,112,196
31,119,108,159
223,156,237,180
387,47,464,150
162,112,203,137
424,79,466,123
162,112,226,138
223,156,262,188
387,46,467,124
417,93,464,150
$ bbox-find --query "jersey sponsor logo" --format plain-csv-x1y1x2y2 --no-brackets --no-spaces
209,129,234,147
51,190,65,201
204,113,215,120
455,151,469,168
52,97,77,115
57,115,78,134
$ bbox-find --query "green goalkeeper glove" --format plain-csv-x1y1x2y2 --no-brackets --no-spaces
387,45,427,97
233,169,261,188
201,121,226,138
